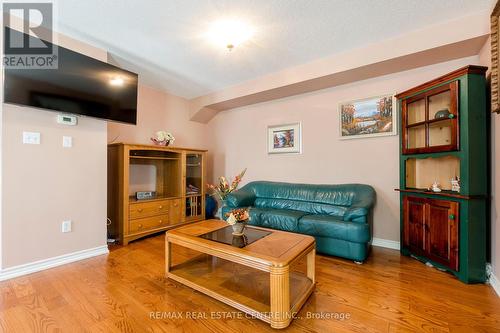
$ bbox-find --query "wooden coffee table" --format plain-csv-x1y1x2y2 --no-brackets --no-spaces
165,219,316,329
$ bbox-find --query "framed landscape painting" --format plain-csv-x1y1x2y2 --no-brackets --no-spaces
339,94,397,139
268,122,302,154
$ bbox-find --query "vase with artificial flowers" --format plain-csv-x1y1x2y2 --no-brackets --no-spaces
207,168,247,217
225,208,250,235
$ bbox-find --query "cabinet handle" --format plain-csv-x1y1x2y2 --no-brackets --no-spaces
137,208,143,213
159,205,163,209
449,214,455,220
138,224,143,229
448,114,455,119
159,220,163,224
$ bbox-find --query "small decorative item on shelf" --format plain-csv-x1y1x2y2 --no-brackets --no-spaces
186,184,200,195
434,109,451,119
451,177,461,192
225,208,250,235
150,131,175,146
431,181,442,192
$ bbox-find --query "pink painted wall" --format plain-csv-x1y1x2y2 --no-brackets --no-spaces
108,85,209,149
1,30,109,269
207,56,481,242
2,106,108,268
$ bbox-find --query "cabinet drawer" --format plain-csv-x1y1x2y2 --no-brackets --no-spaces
129,200,169,219
129,214,169,234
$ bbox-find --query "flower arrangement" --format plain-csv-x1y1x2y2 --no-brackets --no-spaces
151,131,175,146
225,208,250,225
225,208,251,235
207,168,247,201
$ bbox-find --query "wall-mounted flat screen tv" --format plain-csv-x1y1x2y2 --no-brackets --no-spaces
3,27,138,125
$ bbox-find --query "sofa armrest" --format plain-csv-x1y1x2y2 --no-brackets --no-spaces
343,193,374,223
225,189,256,208
343,206,369,223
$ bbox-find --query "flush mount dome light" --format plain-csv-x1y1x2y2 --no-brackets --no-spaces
206,19,254,51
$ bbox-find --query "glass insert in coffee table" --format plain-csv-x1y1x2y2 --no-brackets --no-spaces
198,225,271,248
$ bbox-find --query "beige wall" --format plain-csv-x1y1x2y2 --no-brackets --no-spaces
1,107,107,268
1,31,109,269
207,56,481,242
108,85,209,149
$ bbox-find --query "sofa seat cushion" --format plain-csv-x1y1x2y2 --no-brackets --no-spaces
249,208,307,232
298,215,370,243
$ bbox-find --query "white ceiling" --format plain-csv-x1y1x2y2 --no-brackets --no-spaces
54,0,494,98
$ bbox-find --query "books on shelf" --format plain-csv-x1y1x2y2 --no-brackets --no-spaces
186,184,200,195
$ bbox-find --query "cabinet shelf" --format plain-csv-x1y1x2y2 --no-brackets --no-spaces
394,188,482,200
405,117,455,128
129,195,181,204
130,156,180,161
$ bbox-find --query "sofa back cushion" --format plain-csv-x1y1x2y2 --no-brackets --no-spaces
242,181,374,218
251,182,356,206
254,198,348,218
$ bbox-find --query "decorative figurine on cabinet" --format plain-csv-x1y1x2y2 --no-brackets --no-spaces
431,181,442,192
451,177,460,192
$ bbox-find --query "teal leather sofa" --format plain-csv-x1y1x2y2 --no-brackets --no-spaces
222,181,375,262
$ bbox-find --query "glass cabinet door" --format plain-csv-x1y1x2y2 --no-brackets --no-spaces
407,98,426,125
185,153,203,221
428,120,453,147
407,125,426,149
402,81,458,154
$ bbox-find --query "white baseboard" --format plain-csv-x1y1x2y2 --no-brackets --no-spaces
486,263,500,297
371,237,400,250
0,245,109,281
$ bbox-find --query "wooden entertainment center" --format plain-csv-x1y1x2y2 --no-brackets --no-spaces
107,143,206,245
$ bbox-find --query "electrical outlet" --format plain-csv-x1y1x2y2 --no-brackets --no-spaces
62,136,72,148
62,220,72,233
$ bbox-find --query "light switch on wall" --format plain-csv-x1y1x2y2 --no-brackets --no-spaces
22,131,40,144
62,220,72,233
62,136,72,148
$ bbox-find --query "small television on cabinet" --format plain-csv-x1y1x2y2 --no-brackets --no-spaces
3,27,138,125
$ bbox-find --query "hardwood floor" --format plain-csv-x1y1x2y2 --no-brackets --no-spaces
0,234,499,332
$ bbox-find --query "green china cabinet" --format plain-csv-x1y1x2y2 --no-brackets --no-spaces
395,65,488,283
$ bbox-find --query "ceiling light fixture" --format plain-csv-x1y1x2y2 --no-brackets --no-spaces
109,77,124,86
206,19,254,51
